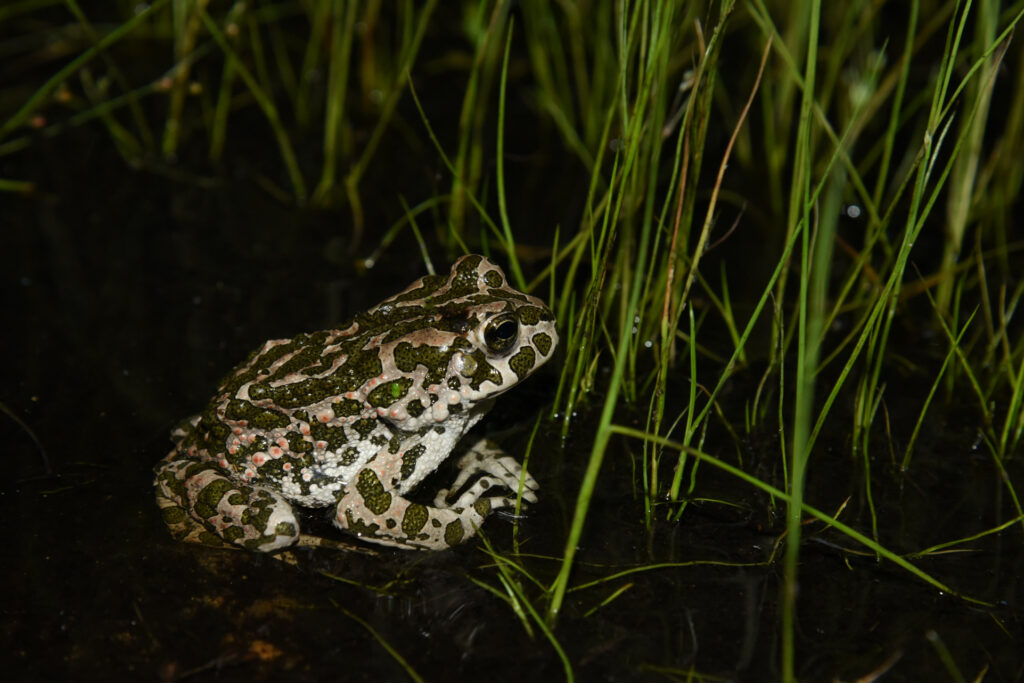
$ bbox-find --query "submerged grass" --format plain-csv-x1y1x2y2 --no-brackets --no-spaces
4,0,1024,678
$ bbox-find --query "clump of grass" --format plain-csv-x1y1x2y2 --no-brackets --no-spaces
510,0,1024,676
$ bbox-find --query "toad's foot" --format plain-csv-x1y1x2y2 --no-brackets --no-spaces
433,438,538,509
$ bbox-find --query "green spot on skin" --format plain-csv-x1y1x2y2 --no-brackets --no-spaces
352,418,376,439
467,351,503,389
264,335,329,382
301,349,344,376
517,305,546,325
406,399,425,418
254,456,305,484
201,530,231,546
394,342,460,386
356,469,392,515
446,255,484,300
190,417,223,455
483,269,503,288
286,431,313,453
194,479,232,520
224,399,291,430
345,510,382,538
508,346,536,380
367,377,413,407
333,398,362,417
226,435,268,468
532,332,553,357
474,497,492,517
402,504,429,535
309,420,347,451
444,520,465,546
240,496,274,533
247,349,384,408
400,443,427,480
160,506,187,524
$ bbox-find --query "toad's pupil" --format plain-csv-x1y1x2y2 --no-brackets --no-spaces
496,321,516,338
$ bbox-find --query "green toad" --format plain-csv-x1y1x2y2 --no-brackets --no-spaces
154,255,557,551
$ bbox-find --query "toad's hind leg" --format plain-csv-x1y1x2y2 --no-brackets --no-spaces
333,466,511,550
154,456,300,552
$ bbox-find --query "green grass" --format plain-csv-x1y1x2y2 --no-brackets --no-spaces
5,0,1024,679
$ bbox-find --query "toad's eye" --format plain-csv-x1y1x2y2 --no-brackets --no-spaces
483,312,519,355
